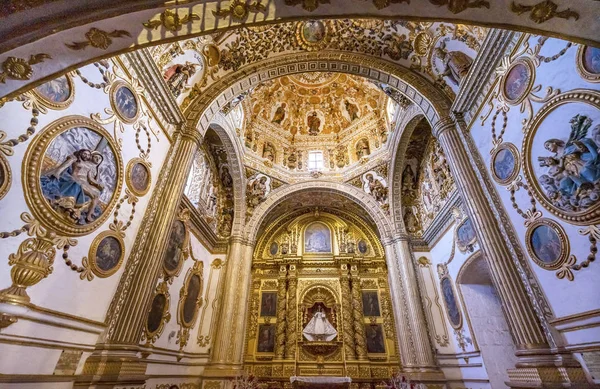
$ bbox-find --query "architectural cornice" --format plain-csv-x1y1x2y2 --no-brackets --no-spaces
124,48,185,126
182,196,227,254
421,190,462,248
451,29,522,127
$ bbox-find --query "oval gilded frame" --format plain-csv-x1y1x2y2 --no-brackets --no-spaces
22,115,124,237
125,158,152,197
30,74,75,111
454,217,477,253
522,89,600,225
162,210,190,278
109,80,141,124
178,261,204,329
490,142,521,185
525,218,570,271
295,20,331,52
440,275,463,330
576,45,600,83
500,57,536,106
144,280,171,345
0,153,12,200
88,230,125,278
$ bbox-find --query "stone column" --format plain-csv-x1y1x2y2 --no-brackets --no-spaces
350,266,368,360
284,265,298,360
275,265,288,359
384,237,439,374
340,264,357,360
433,116,586,386
206,237,255,376
76,124,202,386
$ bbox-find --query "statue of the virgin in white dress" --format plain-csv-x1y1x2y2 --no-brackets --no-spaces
302,306,337,341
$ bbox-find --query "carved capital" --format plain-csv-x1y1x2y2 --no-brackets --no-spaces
431,116,457,139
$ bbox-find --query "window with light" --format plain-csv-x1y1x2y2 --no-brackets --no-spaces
308,151,324,171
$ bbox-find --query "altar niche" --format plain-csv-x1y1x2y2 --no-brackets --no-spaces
244,212,400,387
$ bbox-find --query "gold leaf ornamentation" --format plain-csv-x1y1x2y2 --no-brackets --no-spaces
0,54,51,83
510,1,579,24
371,0,410,10
284,0,330,12
429,0,490,14
143,8,200,32
65,28,131,51
212,0,267,22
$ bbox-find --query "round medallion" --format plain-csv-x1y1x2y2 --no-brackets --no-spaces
182,274,202,326
31,74,74,110
110,81,140,124
501,58,535,105
525,218,569,270
147,293,167,334
89,231,125,278
163,219,188,277
491,142,520,185
522,90,600,225
269,242,279,256
296,20,330,51
126,158,151,197
576,45,600,83
357,239,368,255
24,115,123,236
0,153,11,200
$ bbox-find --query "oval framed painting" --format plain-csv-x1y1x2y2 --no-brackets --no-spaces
357,239,368,255
31,74,75,110
162,216,190,278
0,154,11,200
23,115,123,237
295,20,330,51
126,158,152,197
110,80,140,124
525,218,569,270
491,142,520,185
501,58,535,106
89,231,125,278
576,45,600,83
145,281,171,343
440,276,463,330
522,90,600,225
269,242,279,256
455,217,476,253
178,261,204,328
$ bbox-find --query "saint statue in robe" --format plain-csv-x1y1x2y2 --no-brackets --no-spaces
302,306,337,341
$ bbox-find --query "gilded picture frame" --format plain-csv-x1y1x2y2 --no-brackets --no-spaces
22,115,124,237
295,20,331,52
500,57,535,106
440,275,463,330
490,142,520,185
88,230,125,278
522,90,600,225
525,218,570,270
30,73,75,110
109,80,141,124
0,153,11,200
576,45,600,83
454,217,477,253
125,158,152,197
178,260,204,328
144,280,171,345
162,209,190,278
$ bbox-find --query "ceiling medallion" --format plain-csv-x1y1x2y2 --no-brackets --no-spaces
295,20,331,51
212,0,267,22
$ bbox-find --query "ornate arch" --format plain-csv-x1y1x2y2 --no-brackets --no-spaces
244,181,394,244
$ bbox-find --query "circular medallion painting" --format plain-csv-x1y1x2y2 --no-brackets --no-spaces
163,220,187,276
0,154,11,200
182,274,202,325
441,277,462,329
110,81,140,124
89,231,125,278
31,74,74,110
491,142,520,185
126,158,151,197
357,239,368,255
296,20,329,51
525,218,569,270
24,116,123,237
269,242,279,256
577,45,600,83
523,90,600,225
147,293,167,334
502,59,534,105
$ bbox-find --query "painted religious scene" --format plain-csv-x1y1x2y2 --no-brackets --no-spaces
304,222,331,253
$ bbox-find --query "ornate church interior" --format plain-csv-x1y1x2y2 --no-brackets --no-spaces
0,2,599,389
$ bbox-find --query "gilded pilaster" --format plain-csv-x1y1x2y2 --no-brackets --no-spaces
284,266,298,360
275,265,288,359
340,264,357,360
350,267,368,360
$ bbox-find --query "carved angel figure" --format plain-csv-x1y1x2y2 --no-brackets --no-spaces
434,41,473,86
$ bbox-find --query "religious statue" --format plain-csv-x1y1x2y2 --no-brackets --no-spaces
244,129,253,149
434,41,473,86
365,173,388,204
271,103,286,125
220,166,233,188
401,164,417,200
404,208,421,234
302,306,337,341
163,62,196,97
247,176,269,209
262,142,275,162
335,144,348,168
307,112,321,136
41,148,105,223
356,138,370,159
345,100,359,121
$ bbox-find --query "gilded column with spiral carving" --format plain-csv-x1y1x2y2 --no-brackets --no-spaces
284,266,298,360
340,264,356,360
350,269,368,360
275,266,288,359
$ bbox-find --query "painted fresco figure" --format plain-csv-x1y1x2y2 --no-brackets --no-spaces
434,41,473,86
307,112,321,136
272,103,286,125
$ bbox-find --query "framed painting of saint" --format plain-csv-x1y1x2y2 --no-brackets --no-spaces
89,231,125,278
260,292,277,317
162,209,190,278
304,222,332,253
365,324,386,354
256,324,275,353
361,291,381,317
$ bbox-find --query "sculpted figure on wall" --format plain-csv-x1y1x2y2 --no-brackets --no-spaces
247,174,271,214
345,100,360,122
307,112,321,136
263,142,276,162
363,172,388,205
356,138,370,159
163,62,196,97
434,41,473,86
272,103,286,125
